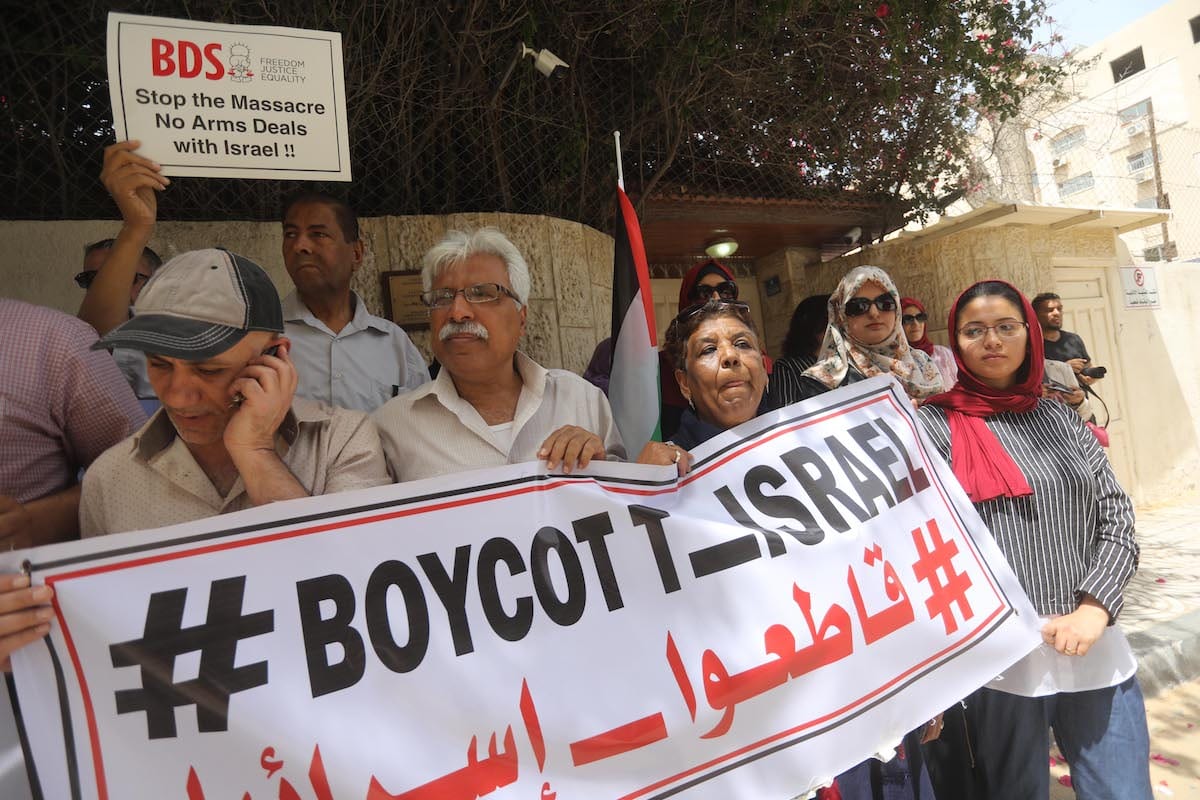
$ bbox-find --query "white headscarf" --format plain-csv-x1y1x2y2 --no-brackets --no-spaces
802,265,944,399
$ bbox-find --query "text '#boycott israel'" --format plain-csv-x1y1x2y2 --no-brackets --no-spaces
7,377,1042,800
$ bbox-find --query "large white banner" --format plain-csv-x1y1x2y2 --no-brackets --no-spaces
6,377,1040,800
107,13,351,180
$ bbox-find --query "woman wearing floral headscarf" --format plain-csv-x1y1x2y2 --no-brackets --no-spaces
790,265,944,405
788,265,944,800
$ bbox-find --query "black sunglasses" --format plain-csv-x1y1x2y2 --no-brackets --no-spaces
844,294,897,317
689,280,738,303
74,271,150,290
901,312,928,325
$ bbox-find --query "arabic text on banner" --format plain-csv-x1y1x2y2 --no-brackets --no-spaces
7,376,1041,800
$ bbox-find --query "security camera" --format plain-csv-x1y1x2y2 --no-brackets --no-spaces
840,227,862,245
521,44,569,77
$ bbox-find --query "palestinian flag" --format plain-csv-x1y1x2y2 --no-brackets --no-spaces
608,186,661,455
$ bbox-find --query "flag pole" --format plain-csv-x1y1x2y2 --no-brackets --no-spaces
613,130,624,190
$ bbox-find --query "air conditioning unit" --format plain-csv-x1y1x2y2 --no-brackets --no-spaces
1123,121,1147,137
1052,156,1069,169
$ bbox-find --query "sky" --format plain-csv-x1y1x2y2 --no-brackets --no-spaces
1037,0,1177,49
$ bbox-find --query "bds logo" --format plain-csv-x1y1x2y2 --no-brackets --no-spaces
151,39,226,80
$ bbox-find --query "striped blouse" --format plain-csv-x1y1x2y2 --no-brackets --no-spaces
916,399,1137,620
764,355,817,409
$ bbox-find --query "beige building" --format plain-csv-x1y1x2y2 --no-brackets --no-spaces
2,213,616,378
8,199,1193,508
973,0,1200,263
791,202,1193,509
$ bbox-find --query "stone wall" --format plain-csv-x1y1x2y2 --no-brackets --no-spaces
793,227,1114,342
0,213,614,373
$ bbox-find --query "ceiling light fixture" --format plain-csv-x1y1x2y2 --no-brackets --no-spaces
704,237,738,259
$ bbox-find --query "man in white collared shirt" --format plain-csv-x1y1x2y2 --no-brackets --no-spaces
373,228,624,482
282,191,429,411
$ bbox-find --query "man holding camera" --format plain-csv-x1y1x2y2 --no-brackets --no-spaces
1032,292,1105,387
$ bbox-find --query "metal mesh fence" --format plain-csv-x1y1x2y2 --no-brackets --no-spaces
3,1,1052,235
969,107,1200,263
4,1,848,230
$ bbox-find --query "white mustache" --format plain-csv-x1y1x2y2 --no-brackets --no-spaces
439,321,489,341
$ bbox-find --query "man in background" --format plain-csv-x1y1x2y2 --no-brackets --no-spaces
281,190,429,410
83,141,429,413
76,231,163,405
1032,292,1103,389
1,298,145,548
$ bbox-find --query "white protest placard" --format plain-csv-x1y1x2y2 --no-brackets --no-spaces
7,377,1040,800
1120,265,1161,309
107,12,351,180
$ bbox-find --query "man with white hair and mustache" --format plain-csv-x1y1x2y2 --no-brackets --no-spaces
373,228,624,481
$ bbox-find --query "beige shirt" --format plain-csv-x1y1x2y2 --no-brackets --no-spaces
373,352,625,482
80,397,390,537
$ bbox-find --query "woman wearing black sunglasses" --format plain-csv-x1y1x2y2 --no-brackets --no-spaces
785,265,945,800
787,266,944,405
900,297,958,389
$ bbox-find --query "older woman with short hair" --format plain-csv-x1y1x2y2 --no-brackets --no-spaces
658,298,770,451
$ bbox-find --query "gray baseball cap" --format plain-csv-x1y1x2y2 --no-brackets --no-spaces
94,248,283,360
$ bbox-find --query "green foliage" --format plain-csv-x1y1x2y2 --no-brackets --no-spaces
1,0,1068,227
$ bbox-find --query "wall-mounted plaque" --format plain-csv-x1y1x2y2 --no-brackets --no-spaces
381,270,429,330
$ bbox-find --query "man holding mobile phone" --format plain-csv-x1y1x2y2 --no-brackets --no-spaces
75,248,390,537
1032,293,1102,387
1043,358,1094,422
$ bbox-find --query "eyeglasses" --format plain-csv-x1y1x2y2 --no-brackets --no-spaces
673,299,750,325
844,294,897,317
689,280,738,303
74,271,150,290
420,282,521,309
901,313,928,325
958,320,1028,341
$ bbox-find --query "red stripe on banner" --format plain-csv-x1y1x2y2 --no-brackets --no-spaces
616,187,656,347
51,595,109,800
47,479,587,583
569,712,669,766
49,385,1009,799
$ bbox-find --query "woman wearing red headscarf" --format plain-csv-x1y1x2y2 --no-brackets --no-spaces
899,297,957,389
917,281,1149,799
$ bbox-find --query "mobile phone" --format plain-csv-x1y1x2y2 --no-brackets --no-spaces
229,345,282,407
1044,379,1074,393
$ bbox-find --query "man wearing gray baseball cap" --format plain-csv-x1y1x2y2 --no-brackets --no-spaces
78,247,390,536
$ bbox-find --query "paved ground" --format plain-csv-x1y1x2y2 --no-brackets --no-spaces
1120,504,1200,697
1048,503,1200,798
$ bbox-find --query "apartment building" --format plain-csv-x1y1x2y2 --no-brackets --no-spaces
977,0,1200,262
